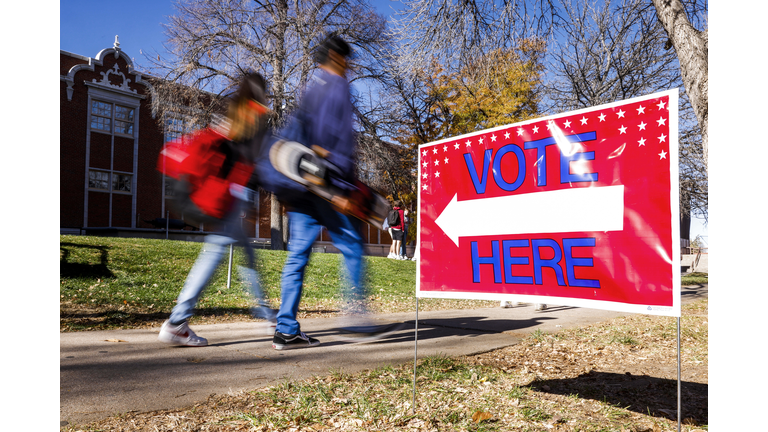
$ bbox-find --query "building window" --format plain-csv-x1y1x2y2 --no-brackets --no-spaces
165,116,192,142
115,105,135,135
91,101,112,132
164,177,176,197
90,100,135,136
89,170,110,190
112,173,133,192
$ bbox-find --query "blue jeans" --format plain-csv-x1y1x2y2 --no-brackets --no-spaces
276,195,366,335
169,201,274,324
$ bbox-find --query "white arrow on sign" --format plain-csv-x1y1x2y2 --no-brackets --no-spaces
434,185,625,246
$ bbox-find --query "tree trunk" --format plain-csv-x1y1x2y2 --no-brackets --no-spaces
651,0,708,168
270,193,286,250
269,0,290,250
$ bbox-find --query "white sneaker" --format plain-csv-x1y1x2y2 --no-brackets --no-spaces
387,253,396,259
257,320,277,336
535,304,548,311
500,301,520,308
158,320,208,347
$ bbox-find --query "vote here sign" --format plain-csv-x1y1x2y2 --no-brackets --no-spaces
416,90,681,317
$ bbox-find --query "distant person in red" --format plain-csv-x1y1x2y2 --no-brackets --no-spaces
158,72,276,347
387,200,406,260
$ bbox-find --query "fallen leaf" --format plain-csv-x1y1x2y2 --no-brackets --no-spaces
472,411,492,423
104,339,126,343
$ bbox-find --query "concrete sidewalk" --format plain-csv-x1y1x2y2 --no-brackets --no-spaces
60,285,707,426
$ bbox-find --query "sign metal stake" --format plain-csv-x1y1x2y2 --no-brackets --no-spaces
677,316,682,432
412,296,419,415
227,244,234,289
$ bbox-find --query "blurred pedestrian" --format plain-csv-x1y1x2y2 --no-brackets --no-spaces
271,35,390,350
158,72,276,347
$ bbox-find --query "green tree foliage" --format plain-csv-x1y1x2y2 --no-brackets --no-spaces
378,39,544,217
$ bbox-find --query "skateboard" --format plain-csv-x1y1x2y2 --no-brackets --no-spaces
269,139,390,227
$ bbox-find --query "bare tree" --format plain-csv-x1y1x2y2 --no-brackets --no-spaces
543,0,680,111
543,0,706,235
388,0,560,76
143,0,389,249
651,0,708,167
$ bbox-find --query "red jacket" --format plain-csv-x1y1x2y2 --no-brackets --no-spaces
158,128,253,219
391,207,405,231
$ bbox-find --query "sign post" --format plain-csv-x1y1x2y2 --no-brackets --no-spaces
417,90,680,318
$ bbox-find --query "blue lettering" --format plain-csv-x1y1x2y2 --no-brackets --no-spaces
471,240,502,283
464,149,493,194
523,139,549,187
492,144,526,192
563,237,601,288
525,132,598,187
502,239,533,285
531,239,566,286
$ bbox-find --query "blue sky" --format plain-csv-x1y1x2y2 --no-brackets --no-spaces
59,0,707,243
60,0,404,61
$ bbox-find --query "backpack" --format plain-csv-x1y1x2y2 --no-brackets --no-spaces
387,209,400,227
157,127,254,224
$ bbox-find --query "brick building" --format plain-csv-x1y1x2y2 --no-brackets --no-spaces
60,39,397,254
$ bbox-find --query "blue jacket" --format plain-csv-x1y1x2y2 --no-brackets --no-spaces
257,69,356,204
297,70,355,180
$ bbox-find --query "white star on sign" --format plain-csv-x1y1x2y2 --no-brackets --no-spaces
435,171,440,178
636,105,646,114
479,137,484,144
491,134,497,142
422,172,427,179
443,145,448,152
465,140,472,147
599,113,606,122
514,129,521,137
657,100,667,110
422,150,427,157
563,119,572,128
546,121,555,130
454,142,460,150
434,160,439,166
580,116,588,125
433,147,438,154
444,157,449,164
657,117,666,127
638,137,646,146
532,125,539,133
659,150,667,159
638,121,647,131
658,133,667,143
619,125,627,134
617,109,625,118
422,183,428,190
422,161,428,168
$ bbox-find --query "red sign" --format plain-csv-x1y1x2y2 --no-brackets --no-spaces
417,90,681,317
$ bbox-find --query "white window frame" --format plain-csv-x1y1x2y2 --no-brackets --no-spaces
84,85,142,228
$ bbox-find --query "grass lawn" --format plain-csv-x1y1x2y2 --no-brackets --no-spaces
60,235,498,331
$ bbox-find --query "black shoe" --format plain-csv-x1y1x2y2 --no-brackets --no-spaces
272,331,320,350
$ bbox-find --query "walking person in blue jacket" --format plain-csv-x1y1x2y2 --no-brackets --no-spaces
271,35,384,350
